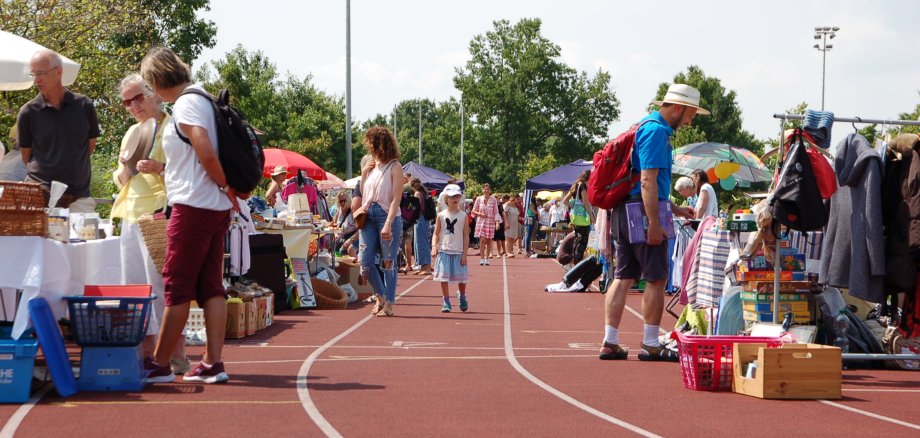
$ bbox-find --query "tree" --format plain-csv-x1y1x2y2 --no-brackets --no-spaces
897,103,920,135
454,18,619,191
196,46,349,179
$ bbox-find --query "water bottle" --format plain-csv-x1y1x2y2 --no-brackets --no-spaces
833,308,850,369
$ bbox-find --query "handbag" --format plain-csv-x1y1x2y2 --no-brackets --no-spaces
570,183,592,227
138,212,169,274
352,207,367,229
770,129,826,232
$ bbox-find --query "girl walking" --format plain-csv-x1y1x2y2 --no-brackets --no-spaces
431,185,470,313
472,183,498,265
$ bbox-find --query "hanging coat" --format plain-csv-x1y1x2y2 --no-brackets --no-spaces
881,144,915,294
820,134,885,302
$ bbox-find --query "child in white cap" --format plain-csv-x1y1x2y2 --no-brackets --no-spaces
431,184,470,312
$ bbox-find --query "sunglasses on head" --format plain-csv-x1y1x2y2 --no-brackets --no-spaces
122,92,146,107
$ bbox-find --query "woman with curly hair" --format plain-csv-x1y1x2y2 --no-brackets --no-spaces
357,126,405,317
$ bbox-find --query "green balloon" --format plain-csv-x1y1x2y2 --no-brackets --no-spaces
720,175,737,190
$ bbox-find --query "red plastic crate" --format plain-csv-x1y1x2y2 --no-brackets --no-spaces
672,331,783,391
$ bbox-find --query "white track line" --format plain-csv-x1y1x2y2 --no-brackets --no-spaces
0,386,51,438
818,400,920,430
296,277,429,438
504,258,662,437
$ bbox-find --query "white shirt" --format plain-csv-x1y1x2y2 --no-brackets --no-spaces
162,84,231,211
695,183,718,219
550,204,567,224
437,210,467,254
538,209,551,226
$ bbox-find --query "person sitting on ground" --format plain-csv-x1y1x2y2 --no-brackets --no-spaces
431,185,470,313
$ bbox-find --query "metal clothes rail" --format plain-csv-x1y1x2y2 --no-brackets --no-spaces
771,113,920,362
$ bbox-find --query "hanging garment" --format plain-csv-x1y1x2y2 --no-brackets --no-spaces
803,109,835,148
679,216,717,306
695,229,732,308
820,134,885,303
899,272,920,339
881,142,916,294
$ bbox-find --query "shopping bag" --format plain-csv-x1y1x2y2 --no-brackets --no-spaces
696,229,732,308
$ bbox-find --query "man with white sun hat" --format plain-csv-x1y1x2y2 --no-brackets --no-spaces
599,84,707,362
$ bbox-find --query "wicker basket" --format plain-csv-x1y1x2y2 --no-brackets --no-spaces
137,213,168,273
0,182,47,236
311,279,348,309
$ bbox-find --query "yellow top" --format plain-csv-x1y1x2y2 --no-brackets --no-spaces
110,116,169,223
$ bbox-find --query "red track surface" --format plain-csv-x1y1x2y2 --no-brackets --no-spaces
3,255,920,437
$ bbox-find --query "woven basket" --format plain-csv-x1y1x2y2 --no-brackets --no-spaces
311,279,348,309
0,182,47,236
137,213,168,273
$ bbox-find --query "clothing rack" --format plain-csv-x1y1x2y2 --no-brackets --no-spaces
772,113,920,362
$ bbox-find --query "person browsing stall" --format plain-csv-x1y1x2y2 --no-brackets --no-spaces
17,49,100,212
111,73,188,373
600,84,702,362
265,165,288,207
140,47,239,384
691,169,718,219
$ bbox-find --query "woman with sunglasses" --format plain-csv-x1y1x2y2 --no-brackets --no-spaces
111,73,188,374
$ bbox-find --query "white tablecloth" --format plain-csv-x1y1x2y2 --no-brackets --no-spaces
0,236,122,339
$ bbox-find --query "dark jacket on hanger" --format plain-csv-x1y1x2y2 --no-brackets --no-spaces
881,145,915,294
820,134,885,302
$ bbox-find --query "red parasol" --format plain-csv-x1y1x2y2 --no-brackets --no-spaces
262,148,326,180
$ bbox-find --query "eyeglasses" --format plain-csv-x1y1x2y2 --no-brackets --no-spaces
339,200,347,204
122,92,147,107
28,68,58,78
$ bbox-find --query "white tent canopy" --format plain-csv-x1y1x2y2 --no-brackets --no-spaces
0,30,81,91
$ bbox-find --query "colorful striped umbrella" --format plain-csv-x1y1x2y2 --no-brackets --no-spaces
672,142,771,184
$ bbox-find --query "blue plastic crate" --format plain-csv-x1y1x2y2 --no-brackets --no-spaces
63,296,153,347
0,337,39,403
77,346,146,392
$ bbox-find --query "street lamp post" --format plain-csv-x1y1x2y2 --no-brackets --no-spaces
344,0,353,178
813,26,839,111
460,100,464,181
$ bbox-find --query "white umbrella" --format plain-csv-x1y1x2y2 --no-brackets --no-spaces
0,30,81,91
344,176,360,190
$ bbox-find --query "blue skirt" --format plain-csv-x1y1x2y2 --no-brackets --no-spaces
433,252,468,283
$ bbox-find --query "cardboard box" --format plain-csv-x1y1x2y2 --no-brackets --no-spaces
335,263,374,299
744,254,807,272
225,301,246,339
743,310,811,324
244,300,257,336
742,301,810,314
727,220,757,232
733,343,842,399
740,291,809,302
255,296,267,331
747,281,813,294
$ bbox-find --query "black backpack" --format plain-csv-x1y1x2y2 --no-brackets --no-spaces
400,191,421,226
770,129,826,232
175,88,265,196
422,193,436,221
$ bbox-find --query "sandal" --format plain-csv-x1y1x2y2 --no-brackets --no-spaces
371,296,385,316
417,270,431,276
375,301,394,317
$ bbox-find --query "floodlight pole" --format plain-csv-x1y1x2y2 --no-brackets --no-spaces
460,100,465,181
344,0,353,178
418,100,423,165
813,26,839,111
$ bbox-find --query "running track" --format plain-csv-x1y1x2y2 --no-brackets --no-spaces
2,256,919,437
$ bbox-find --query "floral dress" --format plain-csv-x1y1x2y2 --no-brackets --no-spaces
473,195,498,239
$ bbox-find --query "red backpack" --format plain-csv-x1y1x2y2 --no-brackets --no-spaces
588,119,660,209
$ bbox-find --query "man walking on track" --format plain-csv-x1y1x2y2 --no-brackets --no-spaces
600,84,705,361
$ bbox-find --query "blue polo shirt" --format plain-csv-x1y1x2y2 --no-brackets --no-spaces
628,111,673,201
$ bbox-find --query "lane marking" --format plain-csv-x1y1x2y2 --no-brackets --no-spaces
0,386,51,438
240,344,612,351
391,341,446,348
842,389,920,393
51,400,301,408
818,400,920,430
504,258,662,437
296,277,429,438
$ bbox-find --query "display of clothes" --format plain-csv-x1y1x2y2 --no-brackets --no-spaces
820,133,885,303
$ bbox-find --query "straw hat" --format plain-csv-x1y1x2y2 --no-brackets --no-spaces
120,118,156,175
271,165,287,177
651,84,710,115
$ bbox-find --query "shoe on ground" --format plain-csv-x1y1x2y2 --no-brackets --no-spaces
479,259,485,266
441,301,452,313
598,342,629,360
170,356,191,375
183,361,230,383
484,260,490,266
637,342,679,362
144,357,175,383
457,292,468,312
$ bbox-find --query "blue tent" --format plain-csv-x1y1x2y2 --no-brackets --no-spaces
525,159,592,191
402,161,464,191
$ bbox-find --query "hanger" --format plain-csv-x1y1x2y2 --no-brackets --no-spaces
852,117,862,133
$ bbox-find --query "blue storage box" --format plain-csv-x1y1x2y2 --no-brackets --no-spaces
77,346,146,392
0,337,39,403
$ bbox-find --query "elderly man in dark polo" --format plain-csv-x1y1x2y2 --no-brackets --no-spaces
16,49,99,213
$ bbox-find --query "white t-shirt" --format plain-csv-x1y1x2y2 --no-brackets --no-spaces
437,210,467,254
162,84,231,211
695,183,718,219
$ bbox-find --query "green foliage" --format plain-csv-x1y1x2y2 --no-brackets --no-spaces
0,0,216,202
517,152,562,188
454,18,619,191
195,45,349,181
897,103,920,135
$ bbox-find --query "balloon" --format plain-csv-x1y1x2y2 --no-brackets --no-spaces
706,168,719,183
720,175,737,190
714,162,741,179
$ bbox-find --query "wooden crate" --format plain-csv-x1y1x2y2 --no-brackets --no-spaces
732,343,841,399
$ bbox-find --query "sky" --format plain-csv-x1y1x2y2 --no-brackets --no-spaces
195,0,920,149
